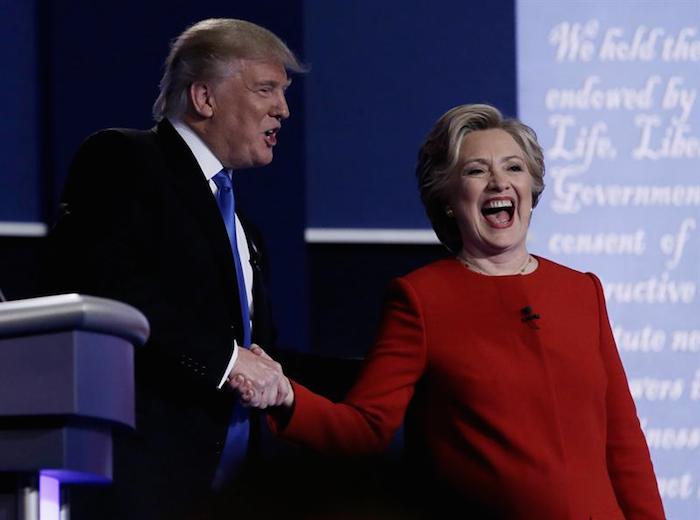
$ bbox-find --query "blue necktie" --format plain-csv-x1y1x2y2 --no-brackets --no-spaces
211,170,251,489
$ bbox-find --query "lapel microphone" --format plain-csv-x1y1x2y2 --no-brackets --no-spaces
520,306,541,328
248,240,262,271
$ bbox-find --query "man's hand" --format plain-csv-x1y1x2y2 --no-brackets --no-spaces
227,344,292,408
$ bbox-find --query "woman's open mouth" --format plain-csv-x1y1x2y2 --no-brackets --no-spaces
481,198,515,228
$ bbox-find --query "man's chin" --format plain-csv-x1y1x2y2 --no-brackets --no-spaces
233,155,273,170
252,152,274,168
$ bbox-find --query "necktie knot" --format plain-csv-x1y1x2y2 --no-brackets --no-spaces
213,170,232,192
213,170,235,220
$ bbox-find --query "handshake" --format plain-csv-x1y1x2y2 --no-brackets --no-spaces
226,344,294,409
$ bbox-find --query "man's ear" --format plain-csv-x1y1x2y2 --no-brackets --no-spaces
189,81,215,118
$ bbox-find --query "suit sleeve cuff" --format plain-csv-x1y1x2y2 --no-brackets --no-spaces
217,342,239,389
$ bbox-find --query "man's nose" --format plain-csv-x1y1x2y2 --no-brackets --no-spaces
273,92,289,120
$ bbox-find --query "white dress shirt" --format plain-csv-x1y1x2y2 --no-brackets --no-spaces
170,119,253,388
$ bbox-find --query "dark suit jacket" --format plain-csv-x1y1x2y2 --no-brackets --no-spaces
45,120,276,519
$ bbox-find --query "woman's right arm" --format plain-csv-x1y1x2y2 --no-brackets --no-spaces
267,277,429,455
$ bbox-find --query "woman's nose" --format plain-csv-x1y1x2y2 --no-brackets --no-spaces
487,169,510,191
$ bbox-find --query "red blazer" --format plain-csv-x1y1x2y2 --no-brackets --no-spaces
276,257,665,519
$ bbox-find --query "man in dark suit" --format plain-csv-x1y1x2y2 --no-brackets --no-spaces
45,18,305,519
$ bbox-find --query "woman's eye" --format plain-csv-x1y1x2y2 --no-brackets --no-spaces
508,164,523,172
465,168,484,176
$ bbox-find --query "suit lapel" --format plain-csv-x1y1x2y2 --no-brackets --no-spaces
238,212,275,348
152,120,246,341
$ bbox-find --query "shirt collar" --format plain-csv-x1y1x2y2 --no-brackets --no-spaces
169,118,229,181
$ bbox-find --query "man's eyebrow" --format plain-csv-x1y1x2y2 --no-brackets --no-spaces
255,78,293,89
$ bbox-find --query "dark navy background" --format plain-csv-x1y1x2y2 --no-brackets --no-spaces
1,0,40,222
305,0,516,229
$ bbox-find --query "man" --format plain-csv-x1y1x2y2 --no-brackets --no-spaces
46,19,304,519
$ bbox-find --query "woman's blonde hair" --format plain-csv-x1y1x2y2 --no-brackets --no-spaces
416,104,545,252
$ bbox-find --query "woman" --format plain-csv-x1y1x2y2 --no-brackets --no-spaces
241,104,665,519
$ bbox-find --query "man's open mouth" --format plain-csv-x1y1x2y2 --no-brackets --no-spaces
481,198,515,226
264,128,279,146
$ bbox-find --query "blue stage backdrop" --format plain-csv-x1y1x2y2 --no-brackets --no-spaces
0,0,43,235
303,0,516,242
518,1,699,518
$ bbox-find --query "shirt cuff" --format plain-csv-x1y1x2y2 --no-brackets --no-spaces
217,341,239,389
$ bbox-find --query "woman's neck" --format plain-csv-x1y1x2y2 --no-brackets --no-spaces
457,249,536,276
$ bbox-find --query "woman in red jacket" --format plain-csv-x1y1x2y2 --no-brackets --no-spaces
241,104,665,519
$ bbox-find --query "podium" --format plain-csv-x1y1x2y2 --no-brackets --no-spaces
0,294,149,520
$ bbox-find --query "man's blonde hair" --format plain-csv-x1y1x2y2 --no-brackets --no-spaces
153,18,306,121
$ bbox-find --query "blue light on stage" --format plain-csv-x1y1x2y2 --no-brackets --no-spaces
39,475,59,520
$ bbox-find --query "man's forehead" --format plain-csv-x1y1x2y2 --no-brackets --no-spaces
236,59,289,82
